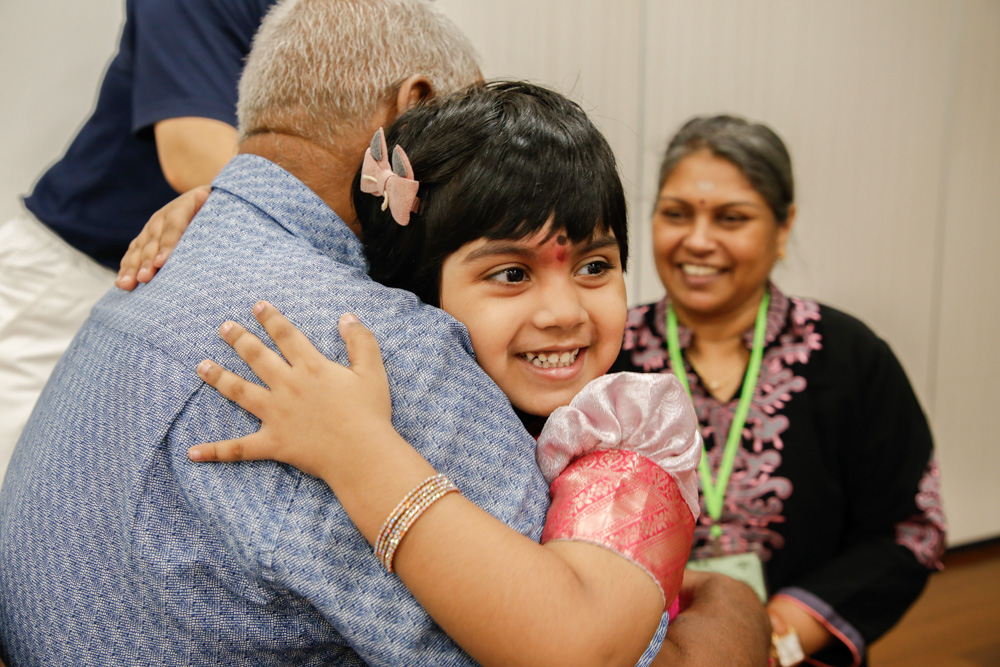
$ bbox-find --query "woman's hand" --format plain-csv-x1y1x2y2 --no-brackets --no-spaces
116,185,210,290
767,596,832,662
188,301,393,481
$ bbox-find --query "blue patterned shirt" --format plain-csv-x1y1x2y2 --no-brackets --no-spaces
0,154,550,666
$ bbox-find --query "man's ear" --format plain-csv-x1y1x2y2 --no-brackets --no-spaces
396,74,433,112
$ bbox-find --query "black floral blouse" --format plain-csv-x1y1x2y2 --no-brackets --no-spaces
612,285,945,667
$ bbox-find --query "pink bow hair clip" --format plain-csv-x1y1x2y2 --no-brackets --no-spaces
360,127,420,226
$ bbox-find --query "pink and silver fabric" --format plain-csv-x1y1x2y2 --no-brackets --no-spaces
536,372,702,607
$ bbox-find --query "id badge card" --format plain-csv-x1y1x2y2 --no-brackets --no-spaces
686,552,768,603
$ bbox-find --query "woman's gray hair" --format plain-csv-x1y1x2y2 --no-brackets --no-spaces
658,115,794,224
237,0,481,146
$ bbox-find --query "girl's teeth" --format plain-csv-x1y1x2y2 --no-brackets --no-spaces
525,349,579,368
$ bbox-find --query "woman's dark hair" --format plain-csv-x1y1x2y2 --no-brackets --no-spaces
353,80,628,307
658,114,794,224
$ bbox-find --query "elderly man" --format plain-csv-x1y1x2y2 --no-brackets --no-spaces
0,1,769,665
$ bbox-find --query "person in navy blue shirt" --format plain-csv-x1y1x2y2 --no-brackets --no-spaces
0,0,276,471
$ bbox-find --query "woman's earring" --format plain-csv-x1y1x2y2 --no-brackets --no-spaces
777,248,787,261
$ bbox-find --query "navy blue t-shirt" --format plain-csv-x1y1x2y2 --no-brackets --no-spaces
24,0,275,268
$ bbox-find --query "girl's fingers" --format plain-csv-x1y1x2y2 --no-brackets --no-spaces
217,319,291,388
338,314,387,383
188,436,264,463
252,301,326,367
196,358,269,416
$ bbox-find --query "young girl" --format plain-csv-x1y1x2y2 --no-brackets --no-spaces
187,82,705,666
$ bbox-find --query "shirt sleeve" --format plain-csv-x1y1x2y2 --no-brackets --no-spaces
130,0,267,133
776,334,945,667
167,300,547,665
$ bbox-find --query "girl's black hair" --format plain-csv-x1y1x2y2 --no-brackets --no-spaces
353,80,628,307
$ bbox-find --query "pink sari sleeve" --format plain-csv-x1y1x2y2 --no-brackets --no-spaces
536,372,702,609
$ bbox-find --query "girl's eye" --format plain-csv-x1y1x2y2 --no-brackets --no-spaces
577,260,614,277
487,267,528,284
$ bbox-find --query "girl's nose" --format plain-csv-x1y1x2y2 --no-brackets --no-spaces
533,282,587,330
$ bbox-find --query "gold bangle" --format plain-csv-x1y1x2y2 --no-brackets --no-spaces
374,474,459,572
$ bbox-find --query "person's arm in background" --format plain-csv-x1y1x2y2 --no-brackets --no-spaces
154,117,237,193
116,186,209,289
109,0,269,289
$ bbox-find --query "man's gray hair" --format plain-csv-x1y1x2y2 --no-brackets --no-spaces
238,0,481,146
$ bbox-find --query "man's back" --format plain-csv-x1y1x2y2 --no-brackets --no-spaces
0,155,548,666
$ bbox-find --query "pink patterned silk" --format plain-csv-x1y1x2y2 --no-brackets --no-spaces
536,372,702,608
536,372,702,518
542,449,696,607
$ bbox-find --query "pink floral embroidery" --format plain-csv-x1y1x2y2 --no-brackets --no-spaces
621,287,823,562
689,447,792,562
895,459,947,570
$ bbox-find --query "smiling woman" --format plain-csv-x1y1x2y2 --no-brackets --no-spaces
614,115,944,667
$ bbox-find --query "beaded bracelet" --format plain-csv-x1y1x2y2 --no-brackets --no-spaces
374,473,460,572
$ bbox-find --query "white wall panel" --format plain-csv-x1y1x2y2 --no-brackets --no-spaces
436,0,647,296
637,0,958,400
0,0,124,221
931,0,1000,545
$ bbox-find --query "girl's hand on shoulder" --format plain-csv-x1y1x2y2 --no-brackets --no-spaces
188,301,392,480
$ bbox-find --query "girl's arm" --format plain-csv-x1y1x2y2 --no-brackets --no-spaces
189,302,769,666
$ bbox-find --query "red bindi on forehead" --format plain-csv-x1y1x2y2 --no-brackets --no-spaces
540,234,570,264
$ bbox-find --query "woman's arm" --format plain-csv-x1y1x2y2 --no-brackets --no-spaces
189,302,770,666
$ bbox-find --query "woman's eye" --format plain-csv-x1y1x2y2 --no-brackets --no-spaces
488,267,528,284
577,260,613,277
660,208,688,225
719,212,750,224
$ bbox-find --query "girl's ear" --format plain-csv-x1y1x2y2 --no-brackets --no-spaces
396,74,434,112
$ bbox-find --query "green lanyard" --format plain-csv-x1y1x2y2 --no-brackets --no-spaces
665,291,770,540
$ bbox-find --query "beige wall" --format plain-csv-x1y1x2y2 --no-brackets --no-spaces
2,0,996,544
0,0,124,222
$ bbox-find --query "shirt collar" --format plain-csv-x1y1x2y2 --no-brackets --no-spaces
653,282,790,350
211,153,367,271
